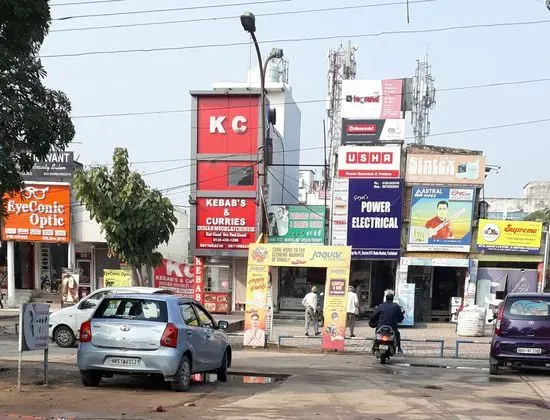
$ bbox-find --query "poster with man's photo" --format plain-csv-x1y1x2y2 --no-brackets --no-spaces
407,186,475,252
267,205,325,244
61,268,81,307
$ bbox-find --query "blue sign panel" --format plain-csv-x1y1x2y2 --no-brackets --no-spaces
347,179,403,259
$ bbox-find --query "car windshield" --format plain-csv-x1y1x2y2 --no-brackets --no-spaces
505,297,550,318
93,298,168,322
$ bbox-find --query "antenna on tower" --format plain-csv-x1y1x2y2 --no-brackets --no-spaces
411,54,436,145
326,41,357,185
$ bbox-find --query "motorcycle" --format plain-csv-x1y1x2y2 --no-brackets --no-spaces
372,325,397,365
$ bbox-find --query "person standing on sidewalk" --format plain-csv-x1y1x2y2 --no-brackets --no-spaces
302,286,320,336
346,285,359,337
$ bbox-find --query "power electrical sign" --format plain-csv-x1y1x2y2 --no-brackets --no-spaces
196,198,257,250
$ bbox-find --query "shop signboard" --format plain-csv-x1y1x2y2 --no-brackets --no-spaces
61,268,81,307
2,183,71,243
405,153,487,185
104,269,132,288
267,205,325,244
337,146,401,179
407,186,475,252
193,257,205,304
341,79,404,119
21,151,79,183
347,179,403,259
196,198,257,250
477,219,543,254
341,119,405,144
153,259,194,298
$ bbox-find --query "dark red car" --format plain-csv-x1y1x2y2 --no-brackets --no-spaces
490,293,550,375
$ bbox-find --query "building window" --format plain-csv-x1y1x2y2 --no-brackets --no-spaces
228,165,253,186
507,211,526,221
487,212,504,220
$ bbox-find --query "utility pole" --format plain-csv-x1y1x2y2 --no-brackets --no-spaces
411,55,436,145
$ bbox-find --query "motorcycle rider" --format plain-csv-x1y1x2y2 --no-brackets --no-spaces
369,290,405,354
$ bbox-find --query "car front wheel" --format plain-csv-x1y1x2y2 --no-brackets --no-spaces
54,325,76,348
217,351,228,383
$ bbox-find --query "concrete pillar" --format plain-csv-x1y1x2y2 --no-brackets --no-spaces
7,241,15,307
68,242,76,269
34,243,41,290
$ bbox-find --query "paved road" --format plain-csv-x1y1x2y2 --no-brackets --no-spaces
1,341,550,419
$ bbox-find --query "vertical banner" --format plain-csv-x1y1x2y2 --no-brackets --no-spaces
396,283,415,327
243,265,269,348
321,267,350,351
193,257,205,304
60,268,80,307
466,259,478,306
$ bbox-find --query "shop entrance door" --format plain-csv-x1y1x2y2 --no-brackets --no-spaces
408,266,432,323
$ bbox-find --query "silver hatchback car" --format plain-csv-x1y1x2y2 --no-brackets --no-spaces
77,294,232,392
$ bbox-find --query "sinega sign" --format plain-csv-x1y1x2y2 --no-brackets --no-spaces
2,183,71,243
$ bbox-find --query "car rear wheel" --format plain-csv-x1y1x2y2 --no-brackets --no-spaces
171,354,191,392
54,325,76,348
217,351,228,383
80,370,102,387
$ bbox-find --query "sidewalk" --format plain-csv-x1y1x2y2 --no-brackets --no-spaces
229,319,493,359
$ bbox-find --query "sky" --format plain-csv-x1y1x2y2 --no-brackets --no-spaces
40,0,550,206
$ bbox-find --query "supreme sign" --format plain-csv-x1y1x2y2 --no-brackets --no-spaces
337,146,401,179
2,183,71,243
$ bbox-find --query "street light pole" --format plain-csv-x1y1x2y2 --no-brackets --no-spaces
240,12,283,239
542,224,549,292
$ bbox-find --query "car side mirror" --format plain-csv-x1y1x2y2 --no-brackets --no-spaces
218,320,229,330
80,300,96,310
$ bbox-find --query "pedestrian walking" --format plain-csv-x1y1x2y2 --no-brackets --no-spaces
302,286,320,336
347,285,359,337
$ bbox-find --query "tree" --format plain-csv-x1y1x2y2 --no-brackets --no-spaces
0,0,75,215
74,148,178,286
524,208,550,224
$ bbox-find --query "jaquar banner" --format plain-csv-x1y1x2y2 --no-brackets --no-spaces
267,205,325,244
407,186,475,252
248,244,352,268
477,219,543,254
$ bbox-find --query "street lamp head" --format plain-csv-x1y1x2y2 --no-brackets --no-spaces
270,48,284,59
240,12,256,33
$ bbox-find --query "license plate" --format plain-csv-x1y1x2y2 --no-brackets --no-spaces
379,345,389,351
517,347,542,354
107,357,140,366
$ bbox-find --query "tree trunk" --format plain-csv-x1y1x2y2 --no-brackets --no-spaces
131,265,142,287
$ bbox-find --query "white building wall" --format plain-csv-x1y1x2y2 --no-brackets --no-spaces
156,209,190,262
484,181,550,220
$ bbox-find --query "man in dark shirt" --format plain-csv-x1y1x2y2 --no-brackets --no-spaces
370,290,405,353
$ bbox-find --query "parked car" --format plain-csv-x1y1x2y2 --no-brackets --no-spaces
489,292,550,375
49,286,172,348
77,294,231,392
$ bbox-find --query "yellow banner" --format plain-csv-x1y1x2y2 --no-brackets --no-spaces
477,219,543,254
243,265,269,348
248,244,351,268
321,266,350,351
104,269,132,288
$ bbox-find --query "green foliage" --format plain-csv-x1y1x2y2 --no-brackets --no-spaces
0,0,75,215
74,148,178,279
524,208,550,224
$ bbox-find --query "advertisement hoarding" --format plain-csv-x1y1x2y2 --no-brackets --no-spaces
322,266,351,350
267,205,325,244
337,146,401,179
243,264,269,348
248,244,352,268
19,303,49,352
341,118,405,144
405,153,487,185
341,79,404,119
61,268,80,307
196,198,256,250
347,179,403,259
21,151,79,183
104,269,132,288
2,183,71,243
396,283,415,327
153,259,195,297
407,186,475,252
477,219,543,254
331,178,350,246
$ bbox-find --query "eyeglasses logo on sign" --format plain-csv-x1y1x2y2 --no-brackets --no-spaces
21,186,49,200
209,115,247,134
